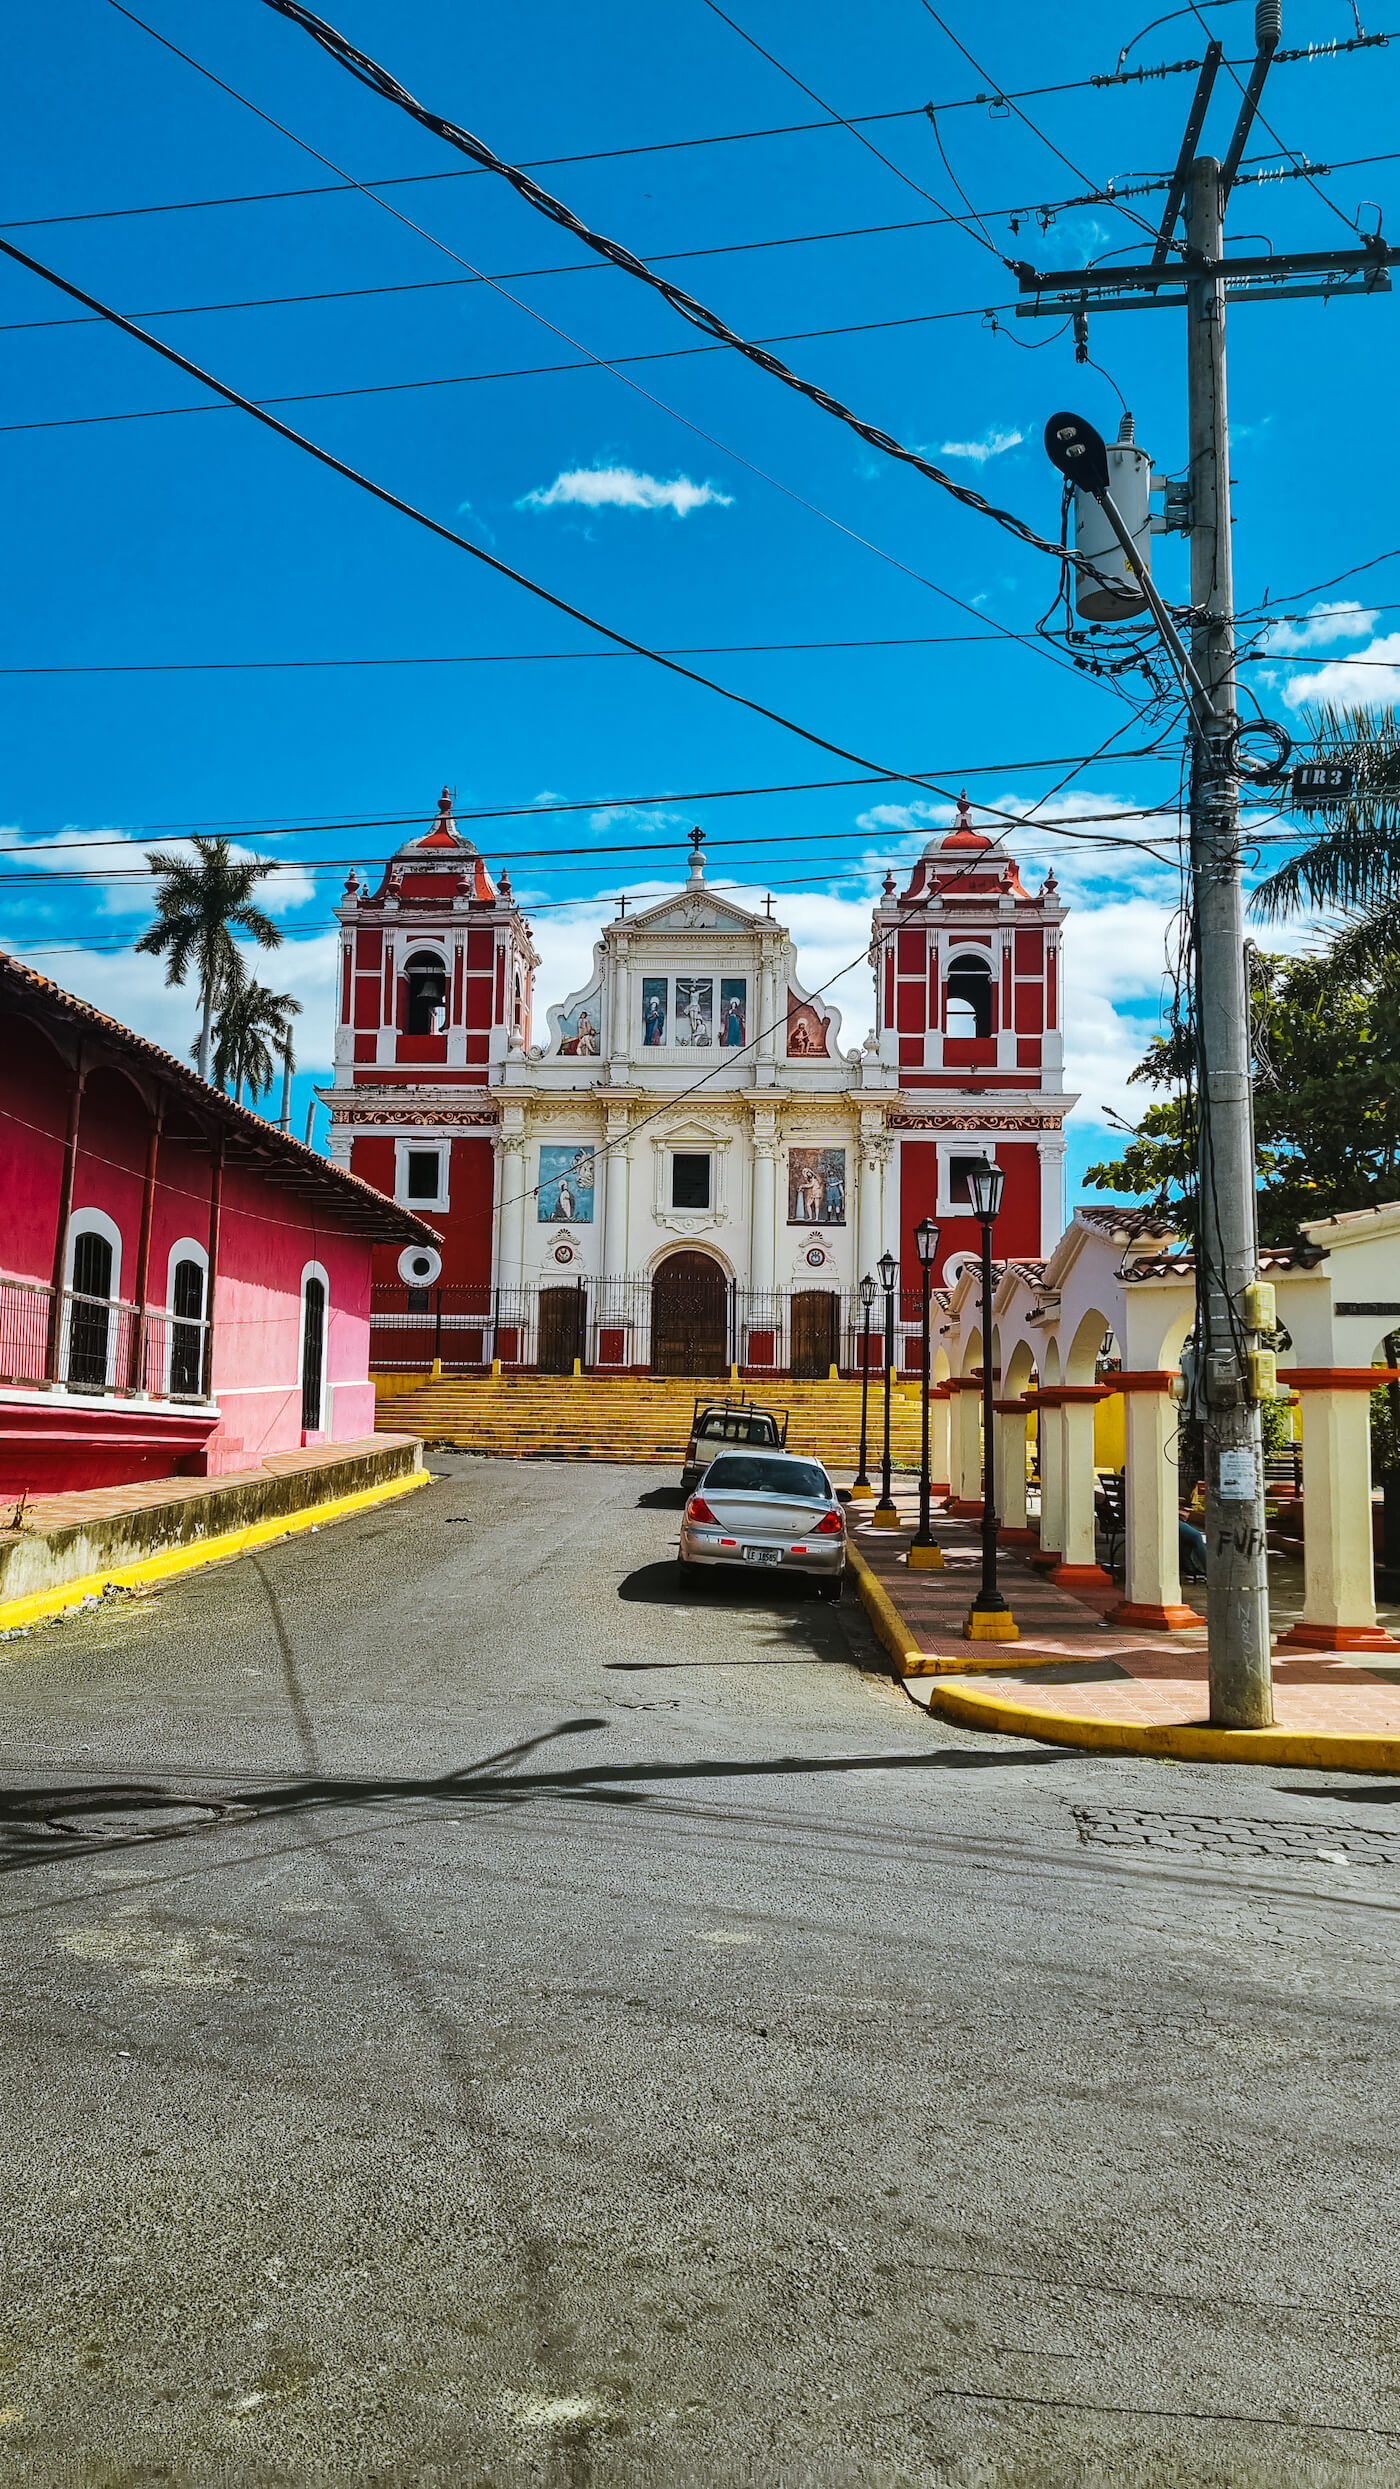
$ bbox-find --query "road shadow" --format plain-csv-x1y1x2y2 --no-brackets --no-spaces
635,1486,686,1511
0,1717,1070,1878
618,1558,836,1610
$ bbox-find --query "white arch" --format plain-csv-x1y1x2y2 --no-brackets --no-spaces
66,1205,123,1300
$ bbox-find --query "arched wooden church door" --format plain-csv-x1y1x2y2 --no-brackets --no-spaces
650,1251,729,1377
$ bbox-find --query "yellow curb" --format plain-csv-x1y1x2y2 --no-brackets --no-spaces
849,1543,1400,1772
0,1465,433,1635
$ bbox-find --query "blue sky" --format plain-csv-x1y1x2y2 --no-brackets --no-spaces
2,0,1395,1185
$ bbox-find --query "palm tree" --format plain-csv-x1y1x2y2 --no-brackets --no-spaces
136,838,281,1082
1251,703,1400,953
208,974,302,1111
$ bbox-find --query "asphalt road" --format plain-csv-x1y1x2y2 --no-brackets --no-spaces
1,1454,1398,2487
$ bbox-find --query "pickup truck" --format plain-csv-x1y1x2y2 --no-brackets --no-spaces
681,1396,789,1494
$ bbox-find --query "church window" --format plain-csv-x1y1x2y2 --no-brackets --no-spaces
947,1156,983,1205
946,953,993,1040
405,1148,442,1201
671,1154,711,1210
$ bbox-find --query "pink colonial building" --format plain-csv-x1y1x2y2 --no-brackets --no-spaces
0,953,439,1494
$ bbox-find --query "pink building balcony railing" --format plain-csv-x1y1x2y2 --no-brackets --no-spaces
0,1276,211,1401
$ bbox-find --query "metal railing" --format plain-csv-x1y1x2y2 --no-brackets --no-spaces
369,1277,898,1376
0,1275,211,1400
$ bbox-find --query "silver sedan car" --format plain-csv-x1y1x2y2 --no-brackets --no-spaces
678,1450,846,1598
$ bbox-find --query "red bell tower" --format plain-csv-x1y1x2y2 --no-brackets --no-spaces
870,795,1072,1290
322,789,537,1290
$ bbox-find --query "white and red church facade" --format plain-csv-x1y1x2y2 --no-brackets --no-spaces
323,790,1073,1375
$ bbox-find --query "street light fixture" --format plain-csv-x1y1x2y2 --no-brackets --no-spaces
852,1271,877,1500
910,1216,944,1569
873,1248,900,1527
963,1159,1019,1642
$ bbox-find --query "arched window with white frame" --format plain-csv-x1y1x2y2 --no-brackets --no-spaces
64,1207,123,1390
299,1260,330,1435
164,1237,209,1398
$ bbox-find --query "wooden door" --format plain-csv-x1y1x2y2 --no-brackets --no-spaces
650,1253,729,1377
538,1284,586,1373
790,1290,838,1378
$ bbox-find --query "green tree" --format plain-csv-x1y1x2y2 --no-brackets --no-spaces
1252,701,1400,971
208,973,302,1111
1085,944,1400,1245
136,837,281,1082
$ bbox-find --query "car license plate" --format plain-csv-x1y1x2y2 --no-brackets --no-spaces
743,1545,782,1566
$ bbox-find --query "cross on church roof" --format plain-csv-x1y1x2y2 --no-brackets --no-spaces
688,823,705,855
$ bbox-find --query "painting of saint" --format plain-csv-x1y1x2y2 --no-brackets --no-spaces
786,995,831,1056
538,1145,595,1223
642,978,667,1046
557,994,601,1056
675,977,713,1047
720,978,746,1048
787,1147,846,1226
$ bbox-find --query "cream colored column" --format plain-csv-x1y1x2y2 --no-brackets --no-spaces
952,1383,982,1511
996,1403,1030,1535
610,934,630,1062
495,1133,527,1293
602,1108,630,1279
930,1388,951,1496
1280,1375,1396,1651
1114,1380,1196,1629
1052,1394,1110,1585
1036,1396,1063,1558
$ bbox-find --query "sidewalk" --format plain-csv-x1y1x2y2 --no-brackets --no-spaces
0,1434,428,1632
848,1485,1400,1758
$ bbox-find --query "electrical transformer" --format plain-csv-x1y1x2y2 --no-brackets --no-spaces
1072,411,1153,619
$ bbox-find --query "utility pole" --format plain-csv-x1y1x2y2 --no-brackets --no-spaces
1185,155,1271,1725
1024,6,1397,1725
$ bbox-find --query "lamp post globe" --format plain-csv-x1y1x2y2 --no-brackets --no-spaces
962,1161,1018,1642
852,1271,877,1499
910,1217,944,1566
873,1250,900,1526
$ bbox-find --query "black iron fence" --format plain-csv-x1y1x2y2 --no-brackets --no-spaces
369,1277,925,1378
0,1275,211,1400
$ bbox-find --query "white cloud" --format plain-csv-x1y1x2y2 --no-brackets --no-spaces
936,429,1024,465
1276,630,1400,711
517,466,734,517
2,930,339,1076
0,829,317,919
1267,599,1379,653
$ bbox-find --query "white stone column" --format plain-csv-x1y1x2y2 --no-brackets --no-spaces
1277,1373,1398,1652
610,935,630,1063
1035,1395,1063,1559
750,1136,778,1296
1113,1378,1196,1629
757,937,781,1065
930,1387,951,1497
602,1110,630,1280
1051,1393,1111,1587
495,1133,527,1297
951,1382,982,1513
996,1401,1031,1537
856,1120,885,1287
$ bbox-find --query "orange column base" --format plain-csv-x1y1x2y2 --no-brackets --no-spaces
1110,1598,1201,1633
1028,1548,1061,1573
946,1498,984,1520
998,1527,1040,1548
1050,1562,1113,1591
1274,1620,1400,1653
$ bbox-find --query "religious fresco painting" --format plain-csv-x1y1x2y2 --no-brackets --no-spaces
786,994,831,1056
675,976,714,1046
555,994,601,1057
719,978,747,1048
788,1147,846,1225
538,1145,596,1223
641,977,667,1046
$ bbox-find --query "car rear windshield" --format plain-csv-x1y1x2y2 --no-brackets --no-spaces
698,1413,778,1441
702,1456,829,1499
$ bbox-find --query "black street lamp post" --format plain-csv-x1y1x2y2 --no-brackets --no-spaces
873,1249,900,1526
964,1160,1019,1642
910,1216,944,1568
852,1271,877,1501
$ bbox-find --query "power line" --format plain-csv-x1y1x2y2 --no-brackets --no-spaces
0,229,1149,840
99,4,1093,698
252,0,1127,599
